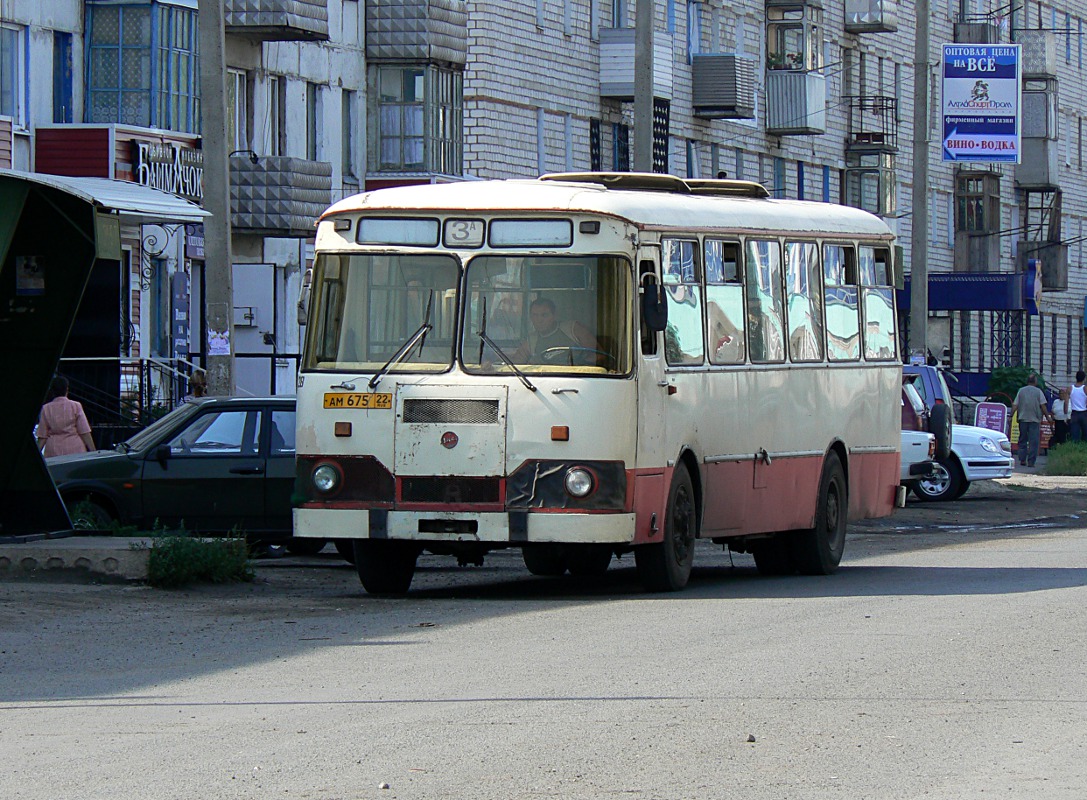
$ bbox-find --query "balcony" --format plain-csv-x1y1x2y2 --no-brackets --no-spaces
845,95,897,152
954,20,1000,44
366,0,468,65
598,28,674,101
1017,80,1059,190
1018,241,1068,291
692,55,756,119
224,0,329,43
845,152,896,216
229,156,333,236
765,71,826,135
954,232,1001,272
1017,30,1057,77
844,0,897,33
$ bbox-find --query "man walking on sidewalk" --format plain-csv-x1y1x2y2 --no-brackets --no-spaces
1012,373,1054,468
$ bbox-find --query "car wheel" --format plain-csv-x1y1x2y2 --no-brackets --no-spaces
333,539,356,564
928,403,953,461
522,544,568,576
66,497,115,531
912,457,964,502
284,538,327,556
353,540,420,595
953,479,971,500
635,463,697,591
792,452,848,575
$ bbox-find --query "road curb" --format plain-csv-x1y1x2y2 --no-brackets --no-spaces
0,537,152,582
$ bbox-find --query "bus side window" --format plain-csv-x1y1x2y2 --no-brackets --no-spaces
823,244,860,361
706,239,745,365
661,238,704,366
859,245,897,360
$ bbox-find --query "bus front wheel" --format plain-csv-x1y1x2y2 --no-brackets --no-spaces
792,453,847,575
353,540,420,595
636,463,697,592
522,544,568,576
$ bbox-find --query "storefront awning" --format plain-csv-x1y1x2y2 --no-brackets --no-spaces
0,168,208,224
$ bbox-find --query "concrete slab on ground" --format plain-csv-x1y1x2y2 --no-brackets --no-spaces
0,537,151,582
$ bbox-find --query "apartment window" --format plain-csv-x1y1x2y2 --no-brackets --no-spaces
86,2,199,132
0,23,27,126
536,108,546,175
612,0,627,27
614,123,630,171
342,90,357,178
766,3,823,71
307,82,320,161
268,75,284,156
590,119,602,170
687,2,703,62
53,32,74,124
226,69,249,152
955,173,1000,233
372,65,462,174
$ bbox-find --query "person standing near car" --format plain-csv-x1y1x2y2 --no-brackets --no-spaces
1011,373,1053,468
1070,371,1087,442
35,375,94,457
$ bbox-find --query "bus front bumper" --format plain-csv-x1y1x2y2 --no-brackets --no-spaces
293,508,636,545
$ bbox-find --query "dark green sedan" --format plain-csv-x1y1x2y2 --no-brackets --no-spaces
47,396,310,548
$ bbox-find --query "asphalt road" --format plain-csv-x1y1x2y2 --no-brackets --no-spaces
3,503,1087,800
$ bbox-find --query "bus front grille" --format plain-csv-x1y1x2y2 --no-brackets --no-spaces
400,477,501,504
402,399,500,424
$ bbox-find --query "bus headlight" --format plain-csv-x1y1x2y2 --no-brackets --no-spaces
564,467,595,498
312,463,342,494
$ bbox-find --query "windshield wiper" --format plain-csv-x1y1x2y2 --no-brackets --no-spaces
369,291,435,390
478,330,537,393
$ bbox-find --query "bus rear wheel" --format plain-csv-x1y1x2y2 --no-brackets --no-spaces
792,453,847,575
353,540,420,595
636,463,697,592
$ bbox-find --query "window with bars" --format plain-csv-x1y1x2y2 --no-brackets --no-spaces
371,65,462,174
86,2,199,132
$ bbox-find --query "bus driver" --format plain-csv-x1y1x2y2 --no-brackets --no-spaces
514,297,598,365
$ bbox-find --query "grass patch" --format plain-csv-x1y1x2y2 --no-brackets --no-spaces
1044,441,1087,476
140,523,254,588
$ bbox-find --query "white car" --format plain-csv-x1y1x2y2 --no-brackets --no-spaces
913,424,1014,501
901,430,938,487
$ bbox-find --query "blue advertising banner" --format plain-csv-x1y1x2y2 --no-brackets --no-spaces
941,44,1021,162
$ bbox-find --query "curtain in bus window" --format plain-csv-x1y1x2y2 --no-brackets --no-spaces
824,244,860,361
862,287,897,360
745,239,785,363
461,255,632,375
662,239,704,366
705,239,745,365
784,241,825,362
303,253,458,370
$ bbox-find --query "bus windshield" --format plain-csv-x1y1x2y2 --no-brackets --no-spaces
303,253,459,371
461,254,632,376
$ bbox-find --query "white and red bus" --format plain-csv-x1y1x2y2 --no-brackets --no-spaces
294,173,901,594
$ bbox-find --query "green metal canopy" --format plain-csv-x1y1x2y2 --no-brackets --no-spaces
0,169,207,536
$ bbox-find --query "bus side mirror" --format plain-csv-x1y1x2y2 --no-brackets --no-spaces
297,268,313,326
641,278,668,332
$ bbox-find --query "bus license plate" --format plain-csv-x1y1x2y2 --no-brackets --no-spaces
323,392,392,409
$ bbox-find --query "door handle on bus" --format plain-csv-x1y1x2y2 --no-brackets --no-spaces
230,465,265,475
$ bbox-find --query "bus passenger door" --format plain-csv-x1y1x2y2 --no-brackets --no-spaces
636,253,667,469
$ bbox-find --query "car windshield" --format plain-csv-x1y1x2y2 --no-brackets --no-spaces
122,401,205,452
303,253,460,372
461,254,633,376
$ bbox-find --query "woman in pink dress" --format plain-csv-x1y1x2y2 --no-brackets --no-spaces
36,375,95,457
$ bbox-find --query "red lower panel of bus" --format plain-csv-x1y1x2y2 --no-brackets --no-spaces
632,450,898,545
